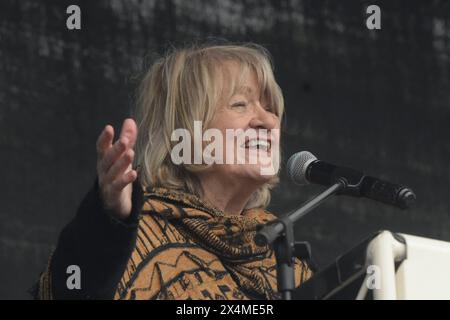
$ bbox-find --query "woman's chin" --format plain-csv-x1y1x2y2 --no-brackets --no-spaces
239,151,279,178
240,164,278,183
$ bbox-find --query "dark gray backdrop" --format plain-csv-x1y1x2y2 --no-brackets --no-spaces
1,0,449,299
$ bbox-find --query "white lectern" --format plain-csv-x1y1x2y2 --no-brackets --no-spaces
358,230,450,300
294,230,450,300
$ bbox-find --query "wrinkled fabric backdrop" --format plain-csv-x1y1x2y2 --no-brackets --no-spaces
0,0,449,299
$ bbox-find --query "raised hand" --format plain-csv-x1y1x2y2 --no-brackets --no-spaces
96,118,138,220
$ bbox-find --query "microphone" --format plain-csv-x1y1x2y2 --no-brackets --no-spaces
287,151,416,209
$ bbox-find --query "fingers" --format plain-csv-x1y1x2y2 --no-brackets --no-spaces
103,149,135,185
111,169,137,191
100,168,137,213
97,118,138,186
99,136,129,174
119,118,138,149
96,125,114,160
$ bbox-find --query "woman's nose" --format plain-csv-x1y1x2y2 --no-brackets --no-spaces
249,103,278,130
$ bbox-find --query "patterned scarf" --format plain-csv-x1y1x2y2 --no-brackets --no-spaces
133,186,310,299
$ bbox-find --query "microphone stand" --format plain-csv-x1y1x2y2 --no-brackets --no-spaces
255,179,347,300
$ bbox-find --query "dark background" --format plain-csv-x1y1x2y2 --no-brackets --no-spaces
1,0,449,299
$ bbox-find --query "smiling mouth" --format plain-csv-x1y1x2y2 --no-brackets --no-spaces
241,139,272,152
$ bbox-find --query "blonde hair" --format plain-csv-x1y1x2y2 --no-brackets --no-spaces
134,42,284,209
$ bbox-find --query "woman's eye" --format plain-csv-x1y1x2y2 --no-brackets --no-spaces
231,102,247,108
265,106,276,114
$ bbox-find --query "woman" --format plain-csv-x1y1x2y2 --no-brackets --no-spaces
35,43,312,300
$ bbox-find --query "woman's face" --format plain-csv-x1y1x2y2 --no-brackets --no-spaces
203,63,281,185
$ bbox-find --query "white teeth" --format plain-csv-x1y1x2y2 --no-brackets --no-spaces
243,139,270,151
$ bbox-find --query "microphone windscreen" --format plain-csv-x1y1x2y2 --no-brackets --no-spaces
287,151,317,185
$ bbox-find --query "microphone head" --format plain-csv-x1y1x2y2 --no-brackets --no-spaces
287,151,317,185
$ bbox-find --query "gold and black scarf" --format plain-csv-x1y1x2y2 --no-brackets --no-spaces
114,187,312,300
